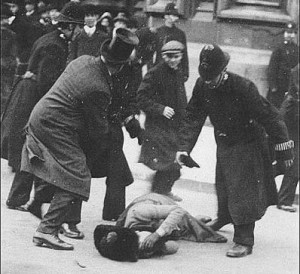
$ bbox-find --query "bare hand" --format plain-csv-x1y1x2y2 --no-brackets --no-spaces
140,232,160,251
163,107,175,119
175,151,188,166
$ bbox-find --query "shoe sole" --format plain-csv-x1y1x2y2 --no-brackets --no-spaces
226,249,252,258
33,237,74,250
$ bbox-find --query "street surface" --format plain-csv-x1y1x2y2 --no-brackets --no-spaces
1,42,298,273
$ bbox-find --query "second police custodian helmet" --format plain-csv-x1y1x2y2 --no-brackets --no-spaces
198,44,230,81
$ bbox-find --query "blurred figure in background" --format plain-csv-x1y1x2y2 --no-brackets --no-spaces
153,3,189,83
1,4,17,115
267,22,299,109
277,64,299,212
97,11,113,36
24,0,40,26
68,4,108,63
1,2,84,213
113,12,129,29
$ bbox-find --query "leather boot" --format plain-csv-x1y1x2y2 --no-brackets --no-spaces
60,223,84,239
226,244,252,257
33,231,74,250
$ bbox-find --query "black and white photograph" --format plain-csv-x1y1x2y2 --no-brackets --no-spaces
1,0,299,273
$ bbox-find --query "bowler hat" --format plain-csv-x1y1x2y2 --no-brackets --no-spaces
161,40,184,54
285,21,298,33
54,2,84,24
94,225,139,262
198,44,230,81
100,28,139,64
82,4,99,16
164,2,180,16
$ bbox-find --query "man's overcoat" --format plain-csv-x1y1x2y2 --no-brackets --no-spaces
179,72,290,225
137,62,187,171
21,56,134,200
1,30,69,170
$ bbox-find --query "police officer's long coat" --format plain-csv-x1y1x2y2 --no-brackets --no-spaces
179,72,290,225
21,56,133,201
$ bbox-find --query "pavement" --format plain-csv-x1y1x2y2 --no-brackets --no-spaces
1,126,299,273
1,42,299,273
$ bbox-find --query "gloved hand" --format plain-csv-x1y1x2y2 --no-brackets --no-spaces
125,118,144,145
180,154,200,168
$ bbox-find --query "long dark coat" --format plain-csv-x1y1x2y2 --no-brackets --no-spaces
267,41,299,108
154,25,189,80
68,28,108,63
1,30,69,170
178,72,290,225
137,62,187,171
21,56,133,201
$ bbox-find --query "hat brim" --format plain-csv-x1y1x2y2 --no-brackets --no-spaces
199,52,230,81
54,13,83,24
100,39,132,64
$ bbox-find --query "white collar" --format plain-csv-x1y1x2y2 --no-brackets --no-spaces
26,10,35,16
84,25,96,36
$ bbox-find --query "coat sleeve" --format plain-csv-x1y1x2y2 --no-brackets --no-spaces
137,68,165,116
178,79,208,153
267,48,281,91
35,45,66,97
182,32,189,81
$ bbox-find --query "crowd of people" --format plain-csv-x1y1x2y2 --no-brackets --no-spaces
1,0,298,262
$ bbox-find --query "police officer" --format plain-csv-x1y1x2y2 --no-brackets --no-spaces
267,21,299,109
176,44,294,257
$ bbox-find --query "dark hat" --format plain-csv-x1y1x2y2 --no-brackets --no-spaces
285,21,298,33
198,44,230,81
1,4,14,18
161,40,184,54
94,225,139,262
54,2,84,24
99,11,112,21
164,2,179,16
113,12,129,23
82,4,99,15
24,0,37,5
100,28,139,64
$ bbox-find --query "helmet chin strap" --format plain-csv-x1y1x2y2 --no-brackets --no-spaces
207,69,228,89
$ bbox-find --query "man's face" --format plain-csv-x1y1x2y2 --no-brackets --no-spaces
162,52,183,69
25,4,35,12
114,20,127,29
9,4,19,15
101,18,109,27
84,14,99,28
165,14,179,26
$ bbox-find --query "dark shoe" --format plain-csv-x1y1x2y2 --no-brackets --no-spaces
60,223,84,239
277,205,297,212
166,192,183,202
207,218,230,231
33,231,74,250
226,244,252,258
6,204,29,212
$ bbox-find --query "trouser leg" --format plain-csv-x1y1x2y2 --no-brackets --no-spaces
103,177,126,220
233,222,255,247
215,164,233,223
152,169,180,194
278,174,298,206
6,170,34,207
37,186,80,234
